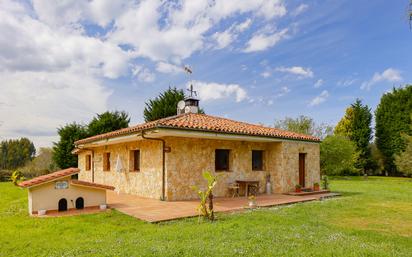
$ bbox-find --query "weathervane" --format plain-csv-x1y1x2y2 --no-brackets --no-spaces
183,65,197,97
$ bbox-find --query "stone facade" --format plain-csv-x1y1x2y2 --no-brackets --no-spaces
78,136,320,201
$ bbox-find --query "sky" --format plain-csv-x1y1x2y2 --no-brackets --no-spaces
0,0,411,148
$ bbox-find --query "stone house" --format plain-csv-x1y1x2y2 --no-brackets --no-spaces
74,98,320,201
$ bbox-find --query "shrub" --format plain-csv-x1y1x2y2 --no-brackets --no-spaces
320,135,359,175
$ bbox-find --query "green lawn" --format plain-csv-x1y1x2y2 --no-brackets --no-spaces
1,177,411,257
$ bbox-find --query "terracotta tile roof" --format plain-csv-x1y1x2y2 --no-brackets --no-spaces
75,113,320,145
18,168,80,188
70,180,115,191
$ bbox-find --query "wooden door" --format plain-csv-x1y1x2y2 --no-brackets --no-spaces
299,153,306,187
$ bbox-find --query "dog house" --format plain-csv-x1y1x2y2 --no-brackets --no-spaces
18,168,115,215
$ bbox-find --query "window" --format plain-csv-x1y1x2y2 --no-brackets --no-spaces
85,155,91,171
215,149,230,171
55,181,68,189
103,152,111,171
252,150,264,171
130,150,140,172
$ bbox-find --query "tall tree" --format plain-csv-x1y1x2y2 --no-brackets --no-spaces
394,131,412,177
144,87,186,122
52,123,88,169
88,111,130,135
0,138,35,170
274,115,333,139
375,86,412,175
335,99,373,173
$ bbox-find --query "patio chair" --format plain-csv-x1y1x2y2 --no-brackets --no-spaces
228,182,240,198
247,184,259,196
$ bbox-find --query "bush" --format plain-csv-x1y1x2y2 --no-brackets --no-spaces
0,170,12,182
320,135,359,176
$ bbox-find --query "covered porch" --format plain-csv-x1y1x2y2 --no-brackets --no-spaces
107,191,339,222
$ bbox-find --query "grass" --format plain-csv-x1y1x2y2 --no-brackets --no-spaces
1,177,412,256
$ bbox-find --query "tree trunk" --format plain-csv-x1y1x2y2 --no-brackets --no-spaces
208,192,214,221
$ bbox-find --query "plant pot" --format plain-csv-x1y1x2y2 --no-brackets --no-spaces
100,204,107,210
295,188,301,193
38,209,46,216
313,185,320,191
248,201,256,208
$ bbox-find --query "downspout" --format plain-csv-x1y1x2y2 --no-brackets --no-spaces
141,130,166,201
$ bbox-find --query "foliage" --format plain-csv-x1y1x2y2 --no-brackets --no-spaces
192,171,218,221
320,135,359,176
335,99,373,173
334,107,354,138
0,170,12,182
274,115,333,139
88,111,130,135
10,170,24,186
370,143,385,175
2,177,412,256
144,87,186,122
143,87,205,122
53,111,130,169
52,123,88,169
321,175,329,190
18,148,57,178
394,132,412,177
375,86,412,175
0,138,35,170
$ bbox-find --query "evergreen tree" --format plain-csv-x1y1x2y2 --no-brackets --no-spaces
335,99,373,173
0,138,35,170
375,86,412,175
52,123,88,169
143,87,186,122
88,111,130,135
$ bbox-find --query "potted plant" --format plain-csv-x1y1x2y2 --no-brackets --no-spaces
313,182,320,191
295,184,302,193
248,195,257,208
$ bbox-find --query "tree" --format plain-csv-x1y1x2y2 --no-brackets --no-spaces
274,115,333,139
375,86,412,175
88,111,130,135
0,138,35,170
320,135,359,176
395,134,412,177
19,147,57,177
52,123,88,169
144,87,186,122
335,99,373,173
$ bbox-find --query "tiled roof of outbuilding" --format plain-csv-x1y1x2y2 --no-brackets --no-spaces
75,113,320,145
18,168,80,188
70,180,115,190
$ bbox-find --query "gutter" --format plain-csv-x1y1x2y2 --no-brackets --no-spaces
141,130,166,201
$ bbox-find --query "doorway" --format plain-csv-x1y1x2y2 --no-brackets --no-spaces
75,197,84,209
58,198,67,211
299,153,306,187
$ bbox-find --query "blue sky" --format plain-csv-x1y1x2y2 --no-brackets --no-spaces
0,0,411,147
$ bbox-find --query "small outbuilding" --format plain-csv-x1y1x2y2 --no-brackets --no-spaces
18,167,115,215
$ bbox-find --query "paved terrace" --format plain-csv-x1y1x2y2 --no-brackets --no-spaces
107,191,339,223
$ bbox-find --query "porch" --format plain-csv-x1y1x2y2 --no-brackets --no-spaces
107,191,339,223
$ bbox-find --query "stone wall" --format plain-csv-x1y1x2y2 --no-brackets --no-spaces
78,140,163,199
78,136,320,201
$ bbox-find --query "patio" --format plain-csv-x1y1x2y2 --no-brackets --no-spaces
107,191,339,222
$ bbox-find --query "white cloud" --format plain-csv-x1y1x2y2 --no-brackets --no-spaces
0,70,110,147
361,68,402,90
133,67,156,82
275,66,314,78
261,71,271,78
314,79,324,88
244,28,288,53
309,90,329,107
291,4,309,16
337,78,357,87
190,81,248,102
275,86,290,98
212,18,253,50
156,62,183,74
